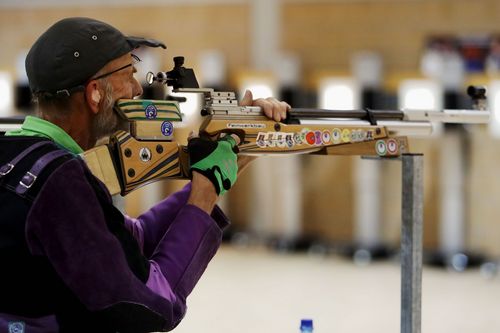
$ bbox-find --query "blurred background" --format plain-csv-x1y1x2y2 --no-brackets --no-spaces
2,0,500,331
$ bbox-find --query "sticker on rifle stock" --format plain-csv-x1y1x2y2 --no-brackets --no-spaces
351,130,359,142
387,139,398,155
359,130,368,141
286,134,294,148
376,140,387,156
139,147,152,162
314,131,322,145
293,133,303,145
341,129,351,143
161,121,173,136
144,104,158,119
256,132,266,147
255,132,295,148
276,132,286,148
322,130,331,144
227,123,266,129
332,128,341,143
351,129,366,142
305,131,316,145
266,132,276,147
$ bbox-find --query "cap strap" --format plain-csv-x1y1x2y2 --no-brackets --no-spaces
38,85,85,99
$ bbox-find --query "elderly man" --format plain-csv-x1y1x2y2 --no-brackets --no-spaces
0,17,289,333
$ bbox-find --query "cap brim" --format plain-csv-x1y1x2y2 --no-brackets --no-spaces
126,36,167,50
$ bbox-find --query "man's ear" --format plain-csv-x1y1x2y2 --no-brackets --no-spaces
85,81,101,114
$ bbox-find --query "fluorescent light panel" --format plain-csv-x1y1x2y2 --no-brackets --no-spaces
488,80,500,138
0,72,13,117
399,79,444,136
398,79,443,111
319,78,360,110
238,77,276,100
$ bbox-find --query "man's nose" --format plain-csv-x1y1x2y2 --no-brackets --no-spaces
133,78,143,97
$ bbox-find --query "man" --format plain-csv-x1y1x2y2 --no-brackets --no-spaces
0,17,289,333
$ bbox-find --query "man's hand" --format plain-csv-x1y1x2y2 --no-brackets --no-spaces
188,135,239,196
237,90,291,173
240,90,291,122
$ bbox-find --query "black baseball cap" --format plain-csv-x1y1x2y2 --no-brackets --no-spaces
26,17,166,97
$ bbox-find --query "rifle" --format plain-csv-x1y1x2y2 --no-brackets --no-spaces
2,57,490,196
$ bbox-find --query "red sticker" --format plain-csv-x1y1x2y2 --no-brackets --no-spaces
387,139,398,155
306,131,316,145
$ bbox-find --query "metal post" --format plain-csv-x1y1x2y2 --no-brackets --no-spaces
401,154,424,333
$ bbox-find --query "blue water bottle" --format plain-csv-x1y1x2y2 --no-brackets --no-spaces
300,319,314,332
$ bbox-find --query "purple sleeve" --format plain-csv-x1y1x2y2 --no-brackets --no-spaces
124,182,229,257
25,159,224,331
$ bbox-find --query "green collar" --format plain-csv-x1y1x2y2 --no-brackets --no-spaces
5,116,84,154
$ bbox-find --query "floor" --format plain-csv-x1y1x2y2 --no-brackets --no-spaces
172,245,500,333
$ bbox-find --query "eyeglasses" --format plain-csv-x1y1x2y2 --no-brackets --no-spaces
91,54,141,81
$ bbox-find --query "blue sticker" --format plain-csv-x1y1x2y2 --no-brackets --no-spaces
9,322,25,333
145,104,158,119
256,132,266,147
286,134,294,148
161,121,173,136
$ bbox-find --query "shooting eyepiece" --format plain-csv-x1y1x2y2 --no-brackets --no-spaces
146,71,167,85
467,85,486,100
145,56,200,90
467,85,487,111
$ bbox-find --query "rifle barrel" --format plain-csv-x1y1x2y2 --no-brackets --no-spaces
288,108,405,120
0,116,24,133
0,116,25,124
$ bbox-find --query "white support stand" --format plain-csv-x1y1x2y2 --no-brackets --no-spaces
249,156,302,240
354,158,382,252
400,154,424,333
439,131,465,258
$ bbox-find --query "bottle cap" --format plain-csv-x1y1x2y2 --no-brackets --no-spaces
300,319,313,330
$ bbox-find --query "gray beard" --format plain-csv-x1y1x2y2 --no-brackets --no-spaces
91,104,128,143
90,81,129,144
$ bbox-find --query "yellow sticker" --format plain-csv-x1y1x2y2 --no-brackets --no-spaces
341,129,351,143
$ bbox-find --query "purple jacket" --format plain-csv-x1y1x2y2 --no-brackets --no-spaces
0,157,229,332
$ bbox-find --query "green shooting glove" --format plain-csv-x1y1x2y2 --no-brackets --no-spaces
188,136,239,196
